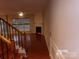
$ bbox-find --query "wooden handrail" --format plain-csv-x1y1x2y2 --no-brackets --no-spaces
0,35,11,44
0,18,23,34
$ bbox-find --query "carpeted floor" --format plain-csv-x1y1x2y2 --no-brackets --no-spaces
27,34,50,59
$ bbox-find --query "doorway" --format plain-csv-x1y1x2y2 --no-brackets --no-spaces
36,26,42,33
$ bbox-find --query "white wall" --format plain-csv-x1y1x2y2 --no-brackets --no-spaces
34,12,43,33
43,8,50,51
48,0,79,59
34,12,43,26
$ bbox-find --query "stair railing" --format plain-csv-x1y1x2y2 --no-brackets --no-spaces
0,18,27,48
0,18,27,59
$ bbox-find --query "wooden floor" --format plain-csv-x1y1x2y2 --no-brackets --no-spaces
27,34,50,59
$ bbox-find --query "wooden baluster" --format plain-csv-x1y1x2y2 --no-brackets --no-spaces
1,40,4,59
21,33,23,48
0,40,3,59
5,42,8,59
0,19,3,35
15,30,18,45
3,21,8,38
8,26,12,41
0,20,1,35
22,33,26,48
11,27,14,41
6,24,10,39
18,31,21,46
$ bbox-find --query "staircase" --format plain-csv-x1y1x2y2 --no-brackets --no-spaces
0,18,28,59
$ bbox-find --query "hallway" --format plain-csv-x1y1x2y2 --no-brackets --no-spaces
27,34,50,59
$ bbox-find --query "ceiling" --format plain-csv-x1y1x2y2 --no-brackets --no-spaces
0,0,48,15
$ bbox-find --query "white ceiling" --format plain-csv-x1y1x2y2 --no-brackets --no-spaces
0,0,48,15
